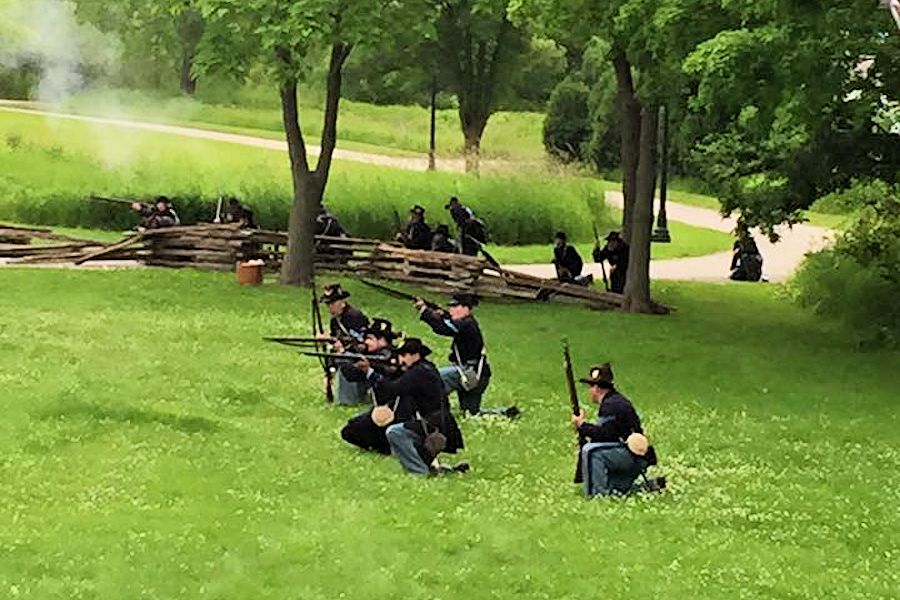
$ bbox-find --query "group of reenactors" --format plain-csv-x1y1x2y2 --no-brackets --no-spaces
309,281,660,497
395,196,487,255
317,282,510,477
129,196,258,231
552,230,630,293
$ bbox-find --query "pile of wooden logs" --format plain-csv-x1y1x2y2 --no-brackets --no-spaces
0,223,664,312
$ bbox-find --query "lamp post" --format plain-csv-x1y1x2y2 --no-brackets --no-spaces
652,104,672,243
428,74,437,171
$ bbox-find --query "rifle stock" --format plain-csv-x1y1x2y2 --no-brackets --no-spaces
563,338,586,484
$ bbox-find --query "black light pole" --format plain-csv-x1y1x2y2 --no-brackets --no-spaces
428,74,437,171
652,104,671,243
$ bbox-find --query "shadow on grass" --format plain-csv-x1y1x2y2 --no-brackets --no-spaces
40,401,220,434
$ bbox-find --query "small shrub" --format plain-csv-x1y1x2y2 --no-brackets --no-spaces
543,78,591,162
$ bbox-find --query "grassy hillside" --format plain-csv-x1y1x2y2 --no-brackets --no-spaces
0,269,897,598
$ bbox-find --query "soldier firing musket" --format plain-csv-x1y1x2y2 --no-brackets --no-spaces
90,195,179,230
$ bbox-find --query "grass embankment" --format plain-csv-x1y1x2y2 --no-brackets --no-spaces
7,87,547,161
0,111,732,259
0,269,897,598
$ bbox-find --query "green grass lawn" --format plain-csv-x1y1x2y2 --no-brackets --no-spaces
0,110,610,244
0,268,897,598
490,218,733,264
7,87,547,161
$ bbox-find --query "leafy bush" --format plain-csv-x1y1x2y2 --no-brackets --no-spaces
809,179,892,215
792,189,900,348
542,78,591,162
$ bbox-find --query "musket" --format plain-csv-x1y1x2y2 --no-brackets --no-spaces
466,234,504,273
592,220,610,292
359,279,442,312
89,195,138,206
300,351,397,366
214,196,223,223
563,338,586,484
310,278,335,403
392,208,404,240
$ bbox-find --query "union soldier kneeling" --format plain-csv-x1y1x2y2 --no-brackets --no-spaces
363,338,466,476
571,363,660,497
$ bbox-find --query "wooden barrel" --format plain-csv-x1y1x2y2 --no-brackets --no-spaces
236,261,263,286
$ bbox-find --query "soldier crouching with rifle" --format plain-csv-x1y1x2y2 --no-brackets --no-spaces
568,361,664,497
416,293,519,419
357,338,467,476
319,284,370,405
338,319,404,454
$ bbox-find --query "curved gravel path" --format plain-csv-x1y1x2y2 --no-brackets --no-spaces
0,104,832,281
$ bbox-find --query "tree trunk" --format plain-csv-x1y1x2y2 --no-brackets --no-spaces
613,51,641,244
622,104,659,314
179,54,197,95
461,115,487,175
279,79,315,287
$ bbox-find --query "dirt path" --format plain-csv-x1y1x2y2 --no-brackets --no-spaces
0,104,833,282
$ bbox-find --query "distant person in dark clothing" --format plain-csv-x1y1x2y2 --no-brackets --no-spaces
730,232,764,282
431,224,457,253
593,231,629,293
552,231,592,286
446,196,486,256
132,196,178,229
315,206,348,238
223,197,257,229
398,205,432,250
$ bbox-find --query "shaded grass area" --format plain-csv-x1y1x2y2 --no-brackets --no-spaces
0,111,611,244
0,268,897,598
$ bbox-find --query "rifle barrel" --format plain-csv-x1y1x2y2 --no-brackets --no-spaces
89,195,135,205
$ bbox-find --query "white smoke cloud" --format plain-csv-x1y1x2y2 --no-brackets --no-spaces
0,0,120,103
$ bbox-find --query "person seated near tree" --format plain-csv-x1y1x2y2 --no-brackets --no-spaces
552,231,593,286
593,231,629,293
359,338,468,476
571,363,659,498
729,229,764,282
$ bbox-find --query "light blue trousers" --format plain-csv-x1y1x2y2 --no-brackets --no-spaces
581,442,642,497
386,423,430,476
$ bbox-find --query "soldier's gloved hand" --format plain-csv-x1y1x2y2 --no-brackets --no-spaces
571,409,586,428
332,339,344,353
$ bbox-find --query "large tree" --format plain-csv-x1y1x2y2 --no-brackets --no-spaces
437,0,529,173
683,0,900,235
198,0,428,286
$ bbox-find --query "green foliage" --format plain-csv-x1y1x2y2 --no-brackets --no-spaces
810,179,894,216
0,111,605,244
792,189,900,348
1,269,899,598
542,77,590,162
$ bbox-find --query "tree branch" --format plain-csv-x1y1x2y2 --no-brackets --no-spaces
315,42,352,183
